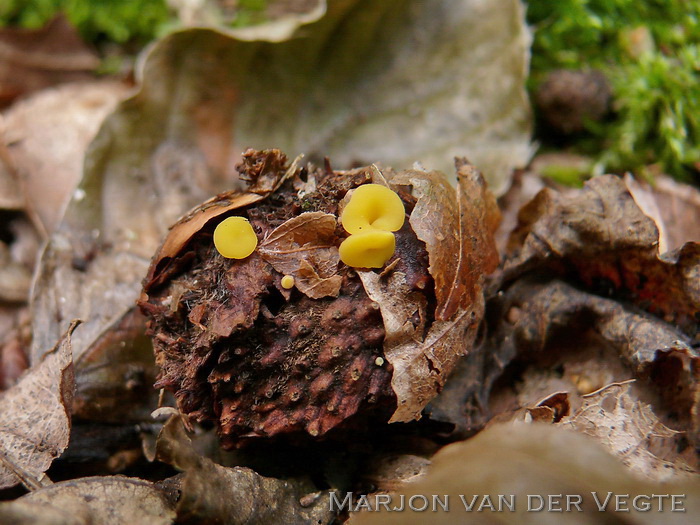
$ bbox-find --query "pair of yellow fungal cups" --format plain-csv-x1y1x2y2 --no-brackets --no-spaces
212,183,405,270
338,184,405,268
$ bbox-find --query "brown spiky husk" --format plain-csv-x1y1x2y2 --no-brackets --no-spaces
139,150,434,448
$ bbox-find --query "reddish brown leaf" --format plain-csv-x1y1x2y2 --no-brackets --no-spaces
259,211,342,299
362,162,499,422
393,162,499,321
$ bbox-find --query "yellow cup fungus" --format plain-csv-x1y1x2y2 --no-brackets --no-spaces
281,275,295,289
339,183,405,268
341,184,405,234
339,230,396,269
213,216,258,259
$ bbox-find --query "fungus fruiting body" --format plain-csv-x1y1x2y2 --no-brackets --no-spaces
281,275,295,289
339,230,396,268
341,183,405,234
213,216,258,259
339,183,405,268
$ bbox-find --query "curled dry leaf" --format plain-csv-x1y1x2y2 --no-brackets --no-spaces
0,320,79,490
258,211,342,299
0,476,175,525
489,279,699,464
352,423,700,525
364,162,499,422
503,175,700,337
155,415,334,525
428,174,700,448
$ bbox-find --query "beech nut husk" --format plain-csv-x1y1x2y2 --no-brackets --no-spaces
138,149,499,447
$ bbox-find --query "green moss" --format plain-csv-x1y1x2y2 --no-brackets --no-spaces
528,0,700,181
0,0,171,44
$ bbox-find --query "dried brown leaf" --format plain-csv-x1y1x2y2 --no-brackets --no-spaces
259,211,342,299
0,320,79,490
0,476,175,524
503,175,700,337
144,190,270,291
364,163,498,422
562,381,694,481
155,415,334,524
0,16,98,108
352,423,700,525
393,163,499,321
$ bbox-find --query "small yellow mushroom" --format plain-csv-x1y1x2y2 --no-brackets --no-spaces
341,184,405,234
339,230,396,268
281,275,295,289
213,216,258,259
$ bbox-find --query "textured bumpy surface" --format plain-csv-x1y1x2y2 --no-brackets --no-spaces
139,150,434,447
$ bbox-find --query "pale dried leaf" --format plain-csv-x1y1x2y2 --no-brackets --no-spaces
562,382,694,482
625,174,700,253
353,423,700,525
2,81,129,233
0,321,79,490
259,211,341,298
168,0,326,41
0,476,175,525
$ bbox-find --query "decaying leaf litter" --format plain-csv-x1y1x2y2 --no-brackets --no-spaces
0,0,698,523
